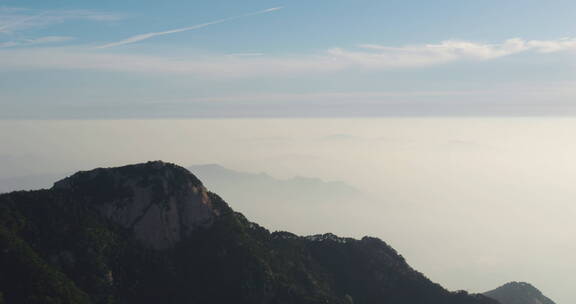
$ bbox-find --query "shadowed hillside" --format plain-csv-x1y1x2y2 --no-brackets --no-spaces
0,161,500,304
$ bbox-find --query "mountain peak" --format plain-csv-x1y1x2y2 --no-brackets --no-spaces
0,161,502,304
53,161,220,249
54,161,203,190
484,281,556,304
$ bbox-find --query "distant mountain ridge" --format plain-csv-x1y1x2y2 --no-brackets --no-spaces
484,282,556,304
188,163,361,202
0,161,499,304
0,173,67,193
187,164,368,234
0,164,360,200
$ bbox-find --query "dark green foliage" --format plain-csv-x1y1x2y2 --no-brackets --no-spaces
0,162,500,304
170,196,345,304
0,226,90,304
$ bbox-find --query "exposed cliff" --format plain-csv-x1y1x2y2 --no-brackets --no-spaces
53,161,219,249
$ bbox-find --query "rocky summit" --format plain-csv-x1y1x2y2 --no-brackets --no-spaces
53,161,219,249
0,161,501,304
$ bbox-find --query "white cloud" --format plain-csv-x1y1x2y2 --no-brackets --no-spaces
0,37,574,76
527,38,576,53
330,38,576,69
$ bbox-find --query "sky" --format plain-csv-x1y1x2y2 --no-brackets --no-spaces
1,1,576,303
1,0,576,118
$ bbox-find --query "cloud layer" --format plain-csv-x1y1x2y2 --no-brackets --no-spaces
0,37,575,77
328,38,576,69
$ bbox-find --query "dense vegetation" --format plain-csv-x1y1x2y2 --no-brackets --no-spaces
0,162,500,304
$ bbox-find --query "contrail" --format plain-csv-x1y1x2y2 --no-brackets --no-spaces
97,7,284,49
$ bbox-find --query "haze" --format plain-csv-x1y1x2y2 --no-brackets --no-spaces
0,118,574,303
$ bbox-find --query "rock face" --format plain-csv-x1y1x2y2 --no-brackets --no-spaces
53,161,218,249
484,282,556,304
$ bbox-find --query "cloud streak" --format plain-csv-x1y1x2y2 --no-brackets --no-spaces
0,11,48,33
330,38,576,68
96,7,283,49
0,8,121,34
0,37,574,77
0,36,73,48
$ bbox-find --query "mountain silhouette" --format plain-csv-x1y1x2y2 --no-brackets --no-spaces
0,161,499,304
484,282,556,304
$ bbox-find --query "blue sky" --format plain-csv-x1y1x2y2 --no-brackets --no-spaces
1,0,576,118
